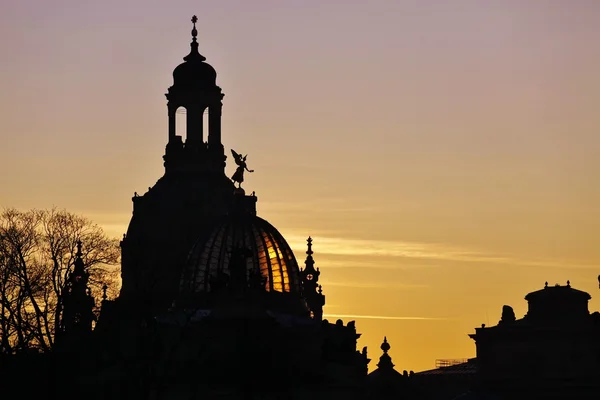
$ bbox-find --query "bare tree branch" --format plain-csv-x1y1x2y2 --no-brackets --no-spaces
0,208,121,354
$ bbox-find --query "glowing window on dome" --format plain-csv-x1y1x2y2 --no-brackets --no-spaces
278,244,298,292
267,242,277,260
262,231,289,293
264,233,283,292
273,240,290,292
255,238,271,292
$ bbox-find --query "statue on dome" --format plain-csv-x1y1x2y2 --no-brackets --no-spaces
231,149,254,188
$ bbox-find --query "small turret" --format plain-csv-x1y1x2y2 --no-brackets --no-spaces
377,337,394,370
57,241,96,347
300,237,325,320
164,15,226,174
366,336,408,397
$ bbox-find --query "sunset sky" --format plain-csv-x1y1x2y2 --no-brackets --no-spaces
2,1,600,372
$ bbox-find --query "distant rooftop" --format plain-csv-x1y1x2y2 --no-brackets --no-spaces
415,358,477,377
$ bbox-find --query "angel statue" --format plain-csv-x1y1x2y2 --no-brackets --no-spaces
231,149,254,188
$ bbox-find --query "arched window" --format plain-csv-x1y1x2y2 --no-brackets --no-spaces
176,106,187,138
202,107,209,143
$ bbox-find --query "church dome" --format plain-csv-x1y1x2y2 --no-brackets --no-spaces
172,16,217,88
173,59,217,88
525,282,591,323
180,212,302,295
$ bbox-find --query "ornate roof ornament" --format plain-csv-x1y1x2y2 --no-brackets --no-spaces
377,336,395,369
183,15,206,62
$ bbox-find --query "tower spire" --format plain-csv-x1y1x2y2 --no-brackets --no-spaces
184,15,206,62
164,14,223,174
303,237,317,276
191,15,198,40
377,336,395,369
56,241,96,349
300,237,325,320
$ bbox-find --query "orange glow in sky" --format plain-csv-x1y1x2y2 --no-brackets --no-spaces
2,1,600,372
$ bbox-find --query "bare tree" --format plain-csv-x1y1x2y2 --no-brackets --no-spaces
0,208,120,354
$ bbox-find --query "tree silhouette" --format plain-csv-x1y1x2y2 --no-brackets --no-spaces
0,208,120,354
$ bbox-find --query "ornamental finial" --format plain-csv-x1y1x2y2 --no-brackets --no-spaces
183,15,205,62
307,236,313,255
381,336,390,353
191,15,198,41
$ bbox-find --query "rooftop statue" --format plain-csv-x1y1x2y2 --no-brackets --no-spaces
231,149,254,188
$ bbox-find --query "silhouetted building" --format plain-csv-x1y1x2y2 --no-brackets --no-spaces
464,281,600,399
366,337,417,399
412,358,476,400
64,16,378,399
55,240,96,350
10,15,599,400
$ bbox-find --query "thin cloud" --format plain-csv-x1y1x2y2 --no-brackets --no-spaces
285,233,598,270
324,313,452,321
286,234,496,262
324,281,428,289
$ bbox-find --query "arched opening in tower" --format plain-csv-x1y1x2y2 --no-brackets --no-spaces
176,106,187,139
203,107,209,143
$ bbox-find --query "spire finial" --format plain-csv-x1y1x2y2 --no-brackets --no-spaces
307,236,313,255
381,336,390,353
377,336,395,369
102,283,108,301
191,15,198,41
76,240,83,258
183,15,206,62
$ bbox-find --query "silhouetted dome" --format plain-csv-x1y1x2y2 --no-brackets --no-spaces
180,214,302,294
173,59,217,88
525,283,591,322
172,17,217,88
525,283,591,302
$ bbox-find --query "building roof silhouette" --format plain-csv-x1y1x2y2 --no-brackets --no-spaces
172,15,217,88
523,282,591,323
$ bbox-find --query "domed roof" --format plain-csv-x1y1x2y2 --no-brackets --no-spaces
180,213,302,295
173,58,217,88
172,16,217,88
525,282,591,302
524,282,591,322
